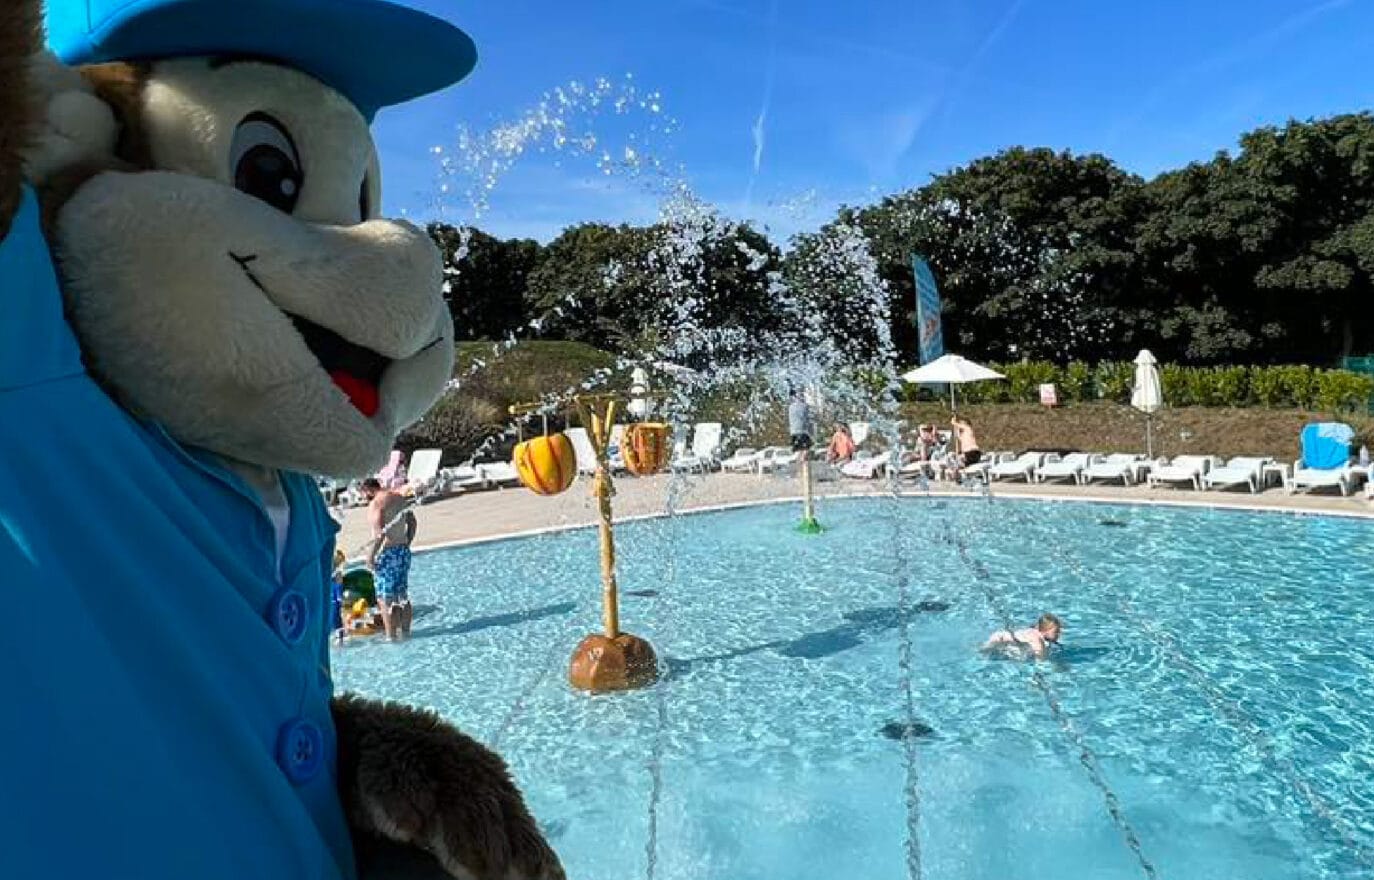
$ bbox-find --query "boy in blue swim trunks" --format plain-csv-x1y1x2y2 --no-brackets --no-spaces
363,478,418,640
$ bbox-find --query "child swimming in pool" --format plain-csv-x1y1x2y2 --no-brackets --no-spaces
982,613,1063,659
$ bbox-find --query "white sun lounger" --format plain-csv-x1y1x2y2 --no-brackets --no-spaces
606,424,627,473
476,461,520,487
1290,463,1359,496
720,447,763,473
957,452,1012,484
1201,456,1272,494
1146,455,1218,491
757,446,799,475
849,421,872,448
670,422,724,473
897,457,937,480
988,451,1049,482
1082,453,1143,486
441,464,488,492
405,448,444,494
564,427,599,475
840,451,888,479
1034,453,1099,485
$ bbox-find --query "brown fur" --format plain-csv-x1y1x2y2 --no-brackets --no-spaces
332,694,566,880
0,0,43,237
79,61,155,168
35,62,150,245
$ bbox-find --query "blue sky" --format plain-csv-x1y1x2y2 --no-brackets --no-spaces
373,0,1374,244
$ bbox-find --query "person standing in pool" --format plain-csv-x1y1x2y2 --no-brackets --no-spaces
982,613,1063,659
362,478,418,640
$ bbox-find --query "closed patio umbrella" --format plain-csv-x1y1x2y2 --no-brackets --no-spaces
627,366,650,419
1131,349,1163,458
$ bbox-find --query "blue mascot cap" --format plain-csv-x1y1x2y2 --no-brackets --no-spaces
44,0,477,120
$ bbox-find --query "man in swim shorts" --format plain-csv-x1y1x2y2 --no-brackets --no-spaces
948,415,982,480
363,478,418,640
982,613,1063,659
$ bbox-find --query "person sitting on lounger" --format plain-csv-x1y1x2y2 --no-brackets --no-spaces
826,423,857,464
913,424,939,461
982,613,1063,659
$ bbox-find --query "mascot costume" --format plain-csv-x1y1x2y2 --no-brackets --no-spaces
0,1,563,878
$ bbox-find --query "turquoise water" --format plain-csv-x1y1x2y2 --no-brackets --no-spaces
332,496,1374,879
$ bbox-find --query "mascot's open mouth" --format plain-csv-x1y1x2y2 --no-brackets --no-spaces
230,251,391,417
287,314,391,417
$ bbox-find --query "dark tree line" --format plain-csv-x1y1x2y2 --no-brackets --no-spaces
431,111,1374,367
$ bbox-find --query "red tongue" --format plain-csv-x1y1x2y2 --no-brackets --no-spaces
330,371,379,417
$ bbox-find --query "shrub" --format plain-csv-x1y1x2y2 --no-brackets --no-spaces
1094,361,1134,401
1160,364,1193,406
1250,366,1286,406
1003,361,1058,402
1059,361,1094,402
1211,366,1249,407
1275,365,1317,410
1315,370,1374,412
400,394,504,461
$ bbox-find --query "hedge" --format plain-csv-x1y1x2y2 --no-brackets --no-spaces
909,360,1374,411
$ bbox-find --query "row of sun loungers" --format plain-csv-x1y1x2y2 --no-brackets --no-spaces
326,420,1372,506
973,450,1370,496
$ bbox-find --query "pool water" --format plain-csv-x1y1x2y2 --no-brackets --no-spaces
332,496,1374,880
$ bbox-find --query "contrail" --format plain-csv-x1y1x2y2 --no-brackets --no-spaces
744,0,780,212
934,0,1029,128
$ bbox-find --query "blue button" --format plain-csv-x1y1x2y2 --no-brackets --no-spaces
276,718,324,785
268,588,309,644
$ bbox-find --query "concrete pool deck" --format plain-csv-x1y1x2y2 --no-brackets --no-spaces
333,470,1374,557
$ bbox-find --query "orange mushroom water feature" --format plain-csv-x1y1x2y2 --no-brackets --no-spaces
508,392,666,693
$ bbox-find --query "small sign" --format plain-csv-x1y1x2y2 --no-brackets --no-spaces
1039,383,1058,407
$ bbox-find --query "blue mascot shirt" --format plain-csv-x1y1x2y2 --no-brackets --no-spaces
0,187,357,880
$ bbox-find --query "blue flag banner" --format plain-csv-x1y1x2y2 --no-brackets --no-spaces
912,255,944,365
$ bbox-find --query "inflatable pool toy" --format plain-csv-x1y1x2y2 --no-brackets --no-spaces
345,598,382,636
341,566,377,604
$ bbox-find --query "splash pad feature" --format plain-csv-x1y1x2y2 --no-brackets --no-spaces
796,455,823,534
510,391,671,693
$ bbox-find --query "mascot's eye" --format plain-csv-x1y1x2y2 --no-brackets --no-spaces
230,113,303,213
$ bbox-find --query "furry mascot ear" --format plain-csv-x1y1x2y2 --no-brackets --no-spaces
27,59,141,232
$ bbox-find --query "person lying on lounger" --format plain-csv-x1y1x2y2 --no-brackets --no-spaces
982,613,1063,659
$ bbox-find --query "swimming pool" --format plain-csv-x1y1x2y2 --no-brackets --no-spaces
332,496,1374,879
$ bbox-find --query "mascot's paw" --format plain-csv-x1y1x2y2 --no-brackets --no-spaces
333,695,566,880
21,51,119,186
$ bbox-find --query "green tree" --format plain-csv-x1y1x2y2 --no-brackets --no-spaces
783,215,895,360
1240,114,1374,361
1136,113,1374,364
522,222,663,346
428,224,540,340
856,147,1147,363
524,219,785,361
